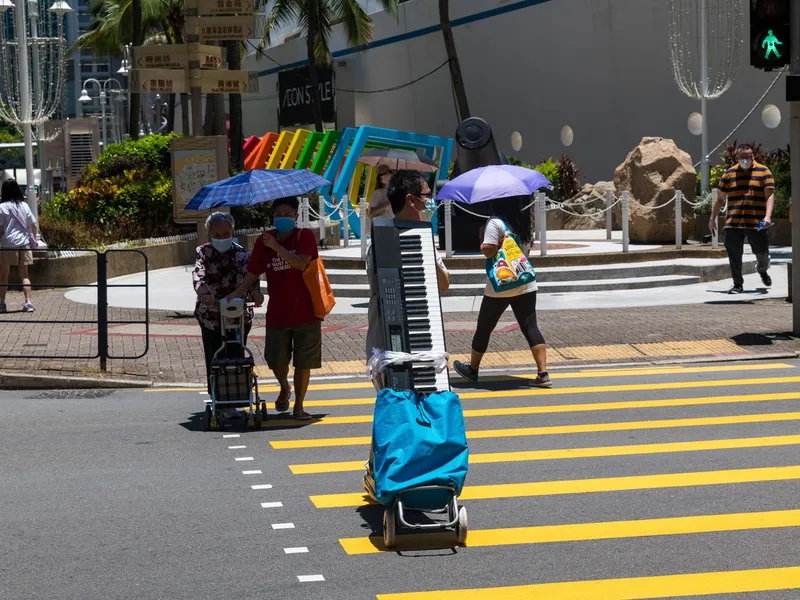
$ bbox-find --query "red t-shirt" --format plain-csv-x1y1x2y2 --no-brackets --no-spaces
247,228,320,328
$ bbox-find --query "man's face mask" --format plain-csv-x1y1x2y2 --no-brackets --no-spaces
739,157,753,170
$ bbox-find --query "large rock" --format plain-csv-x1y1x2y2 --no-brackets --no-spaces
613,137,696,244
562,181,616,230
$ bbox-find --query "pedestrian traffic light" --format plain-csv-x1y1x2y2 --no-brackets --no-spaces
751,0,790,70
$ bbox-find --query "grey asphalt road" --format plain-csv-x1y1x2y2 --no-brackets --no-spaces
3,359,800,599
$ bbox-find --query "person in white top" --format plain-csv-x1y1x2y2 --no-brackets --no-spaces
0,179,38,313
453,197,551,387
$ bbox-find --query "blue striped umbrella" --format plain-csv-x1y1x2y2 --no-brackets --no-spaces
185,169,331,210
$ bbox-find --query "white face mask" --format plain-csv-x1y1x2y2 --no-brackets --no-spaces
739,158,753,170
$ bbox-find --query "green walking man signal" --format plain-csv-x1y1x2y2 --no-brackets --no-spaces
762,29,784,60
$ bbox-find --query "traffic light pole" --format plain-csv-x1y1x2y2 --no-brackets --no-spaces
791,0,800,333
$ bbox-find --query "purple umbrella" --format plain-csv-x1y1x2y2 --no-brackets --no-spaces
435,164,552,204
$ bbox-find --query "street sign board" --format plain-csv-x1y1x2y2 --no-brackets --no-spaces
133,44,223,70
171,136,229,224
191,70,260,94
196,0,254,16
186,16,257,41
130,69,189,94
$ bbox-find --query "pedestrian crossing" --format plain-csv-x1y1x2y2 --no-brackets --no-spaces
260,360,800,598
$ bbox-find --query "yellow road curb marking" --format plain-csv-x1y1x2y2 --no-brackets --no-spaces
310,464,800,508
270,411,800,450
340,508,800,554
289,434,800,474
146,362,794,393
374,566,800,599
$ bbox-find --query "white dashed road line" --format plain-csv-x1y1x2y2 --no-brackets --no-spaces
297,575,325,583
235,457,254,462
260,502,283,509
284,547,309,554
223,434,240,439
271,523,295,530
251,484,273,490
228,445,246,449
242,470,262,475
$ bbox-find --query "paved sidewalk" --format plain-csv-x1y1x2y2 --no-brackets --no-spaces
0,290,797,384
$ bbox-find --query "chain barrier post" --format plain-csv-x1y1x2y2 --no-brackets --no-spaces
302,197,310,228
444,199,453,258
342,197,350,248
529,195,537,243
538,192,548,257
622,191,630,253
711,189,719,248
674,190,683,250
318,201,327,246
606,190,613,240
97,252,109,372
360,196,367,260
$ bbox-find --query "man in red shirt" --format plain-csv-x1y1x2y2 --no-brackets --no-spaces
228,197,321,420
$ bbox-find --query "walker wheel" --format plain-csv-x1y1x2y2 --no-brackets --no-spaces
383,508,397,549
455,506,468,545
204,406,212,432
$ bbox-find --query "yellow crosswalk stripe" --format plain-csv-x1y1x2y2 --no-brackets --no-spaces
145,362,794,393
292,391,800,426
298,375,800,408
270,410,800,449
374,566,800,600
289,434,800,474
310,464,800,508
340,508,800,555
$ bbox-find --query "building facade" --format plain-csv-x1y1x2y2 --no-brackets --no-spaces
241,0,790,183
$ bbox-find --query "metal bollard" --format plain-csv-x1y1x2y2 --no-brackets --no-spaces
606,189,613,240
319,201,326,245
360,196,367,260
622,191,630,253
444,199,453,258
302,197,310,228
711,189,719,248
342,197,350,248
538,192,547,257
674,190,683,250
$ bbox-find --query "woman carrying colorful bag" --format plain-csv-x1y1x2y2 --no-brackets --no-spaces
453,197,551,387
228,196,327,420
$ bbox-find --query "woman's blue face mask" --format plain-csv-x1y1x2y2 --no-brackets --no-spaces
211,238,233,253
274,216,296,233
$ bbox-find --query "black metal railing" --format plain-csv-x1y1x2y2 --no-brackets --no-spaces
0,248,150,371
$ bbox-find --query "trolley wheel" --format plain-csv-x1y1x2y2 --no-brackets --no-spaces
383,507,397,549
455,506,468,545
261,402,268,420
204,406,212,431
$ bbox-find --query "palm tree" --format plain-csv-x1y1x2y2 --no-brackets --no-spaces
438,0,470,121
260,0,398,133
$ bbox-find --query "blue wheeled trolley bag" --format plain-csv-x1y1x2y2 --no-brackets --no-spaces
204,298,266,431
369,387,469,548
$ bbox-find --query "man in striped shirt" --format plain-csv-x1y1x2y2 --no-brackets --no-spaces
710,144,774,294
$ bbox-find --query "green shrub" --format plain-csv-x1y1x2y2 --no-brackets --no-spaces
99,133,180,172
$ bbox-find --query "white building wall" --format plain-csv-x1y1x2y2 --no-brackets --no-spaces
241,0,788,183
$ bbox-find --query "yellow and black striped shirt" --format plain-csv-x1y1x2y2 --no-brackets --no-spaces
717,161,775,229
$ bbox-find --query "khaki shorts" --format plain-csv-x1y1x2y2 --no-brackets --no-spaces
0,248,33,266
265,320,322,370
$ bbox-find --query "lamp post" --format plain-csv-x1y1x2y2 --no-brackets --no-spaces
79,77,123,149
0,0,71,241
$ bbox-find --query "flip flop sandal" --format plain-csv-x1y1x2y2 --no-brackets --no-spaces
292,411,312,421
275,388,291,413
